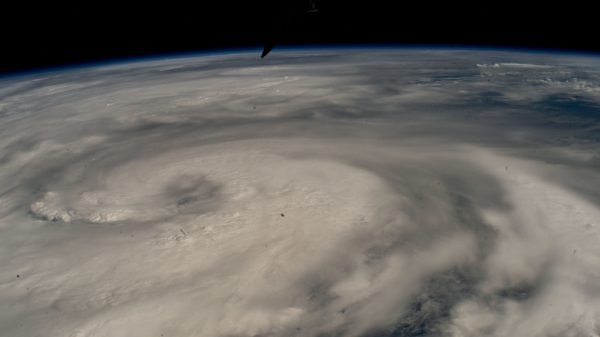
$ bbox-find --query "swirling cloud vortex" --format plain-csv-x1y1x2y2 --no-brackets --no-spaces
1,50,600,337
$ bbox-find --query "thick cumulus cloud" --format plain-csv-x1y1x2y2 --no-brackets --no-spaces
1,50,600,337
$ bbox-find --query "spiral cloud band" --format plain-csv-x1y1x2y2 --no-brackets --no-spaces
1,50,600,336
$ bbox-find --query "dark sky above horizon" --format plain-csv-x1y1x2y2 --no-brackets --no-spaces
2,1,599,74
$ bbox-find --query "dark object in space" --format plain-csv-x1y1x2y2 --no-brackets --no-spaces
261,0,319,58
307,0,318,13
281,213,285,217
262,43,275,58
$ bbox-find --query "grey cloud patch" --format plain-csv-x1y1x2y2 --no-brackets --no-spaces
535,93,600,124
1,50,600,337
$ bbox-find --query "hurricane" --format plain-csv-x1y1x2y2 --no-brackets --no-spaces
1,49,599,337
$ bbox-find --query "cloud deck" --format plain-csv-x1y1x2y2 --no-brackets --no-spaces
0,50,599,337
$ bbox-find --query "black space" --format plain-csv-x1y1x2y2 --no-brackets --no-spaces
2,1,599,74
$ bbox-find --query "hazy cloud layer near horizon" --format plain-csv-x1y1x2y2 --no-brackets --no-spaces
1,50,600,337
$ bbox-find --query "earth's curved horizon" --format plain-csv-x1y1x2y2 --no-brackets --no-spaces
5,45,600,79
1,48,599,337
